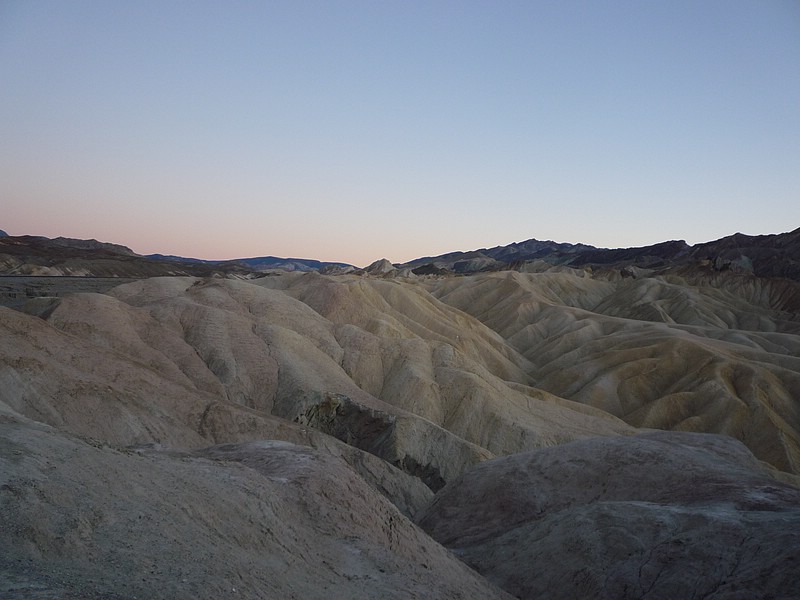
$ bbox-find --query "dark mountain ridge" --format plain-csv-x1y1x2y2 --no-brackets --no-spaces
147,253,352,273
0,236,253,278
402,227,800,281
0,235,353,277
2,227,799,280
688,228,800,280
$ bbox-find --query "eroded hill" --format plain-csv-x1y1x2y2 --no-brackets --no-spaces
2,262,799,598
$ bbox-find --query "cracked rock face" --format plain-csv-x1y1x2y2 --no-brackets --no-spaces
416,431,800,600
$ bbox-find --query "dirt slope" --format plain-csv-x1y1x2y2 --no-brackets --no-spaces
427,269,800,473
1,411,511,600
417,431,800,600
2,265,799,599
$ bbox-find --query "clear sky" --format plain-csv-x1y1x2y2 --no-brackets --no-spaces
2,1,799,266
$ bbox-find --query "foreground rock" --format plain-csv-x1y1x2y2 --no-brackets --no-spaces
417,431,800,600
0,411,512,600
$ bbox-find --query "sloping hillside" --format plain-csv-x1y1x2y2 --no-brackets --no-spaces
2,259,799,598
417,432,800,599
426,269,800,474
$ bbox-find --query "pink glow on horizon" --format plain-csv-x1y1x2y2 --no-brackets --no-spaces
3,2,798,265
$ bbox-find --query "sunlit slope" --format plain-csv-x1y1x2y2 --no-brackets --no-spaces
428,270,800,473
1,274,633,494
257,273,630,448
3,267,798,478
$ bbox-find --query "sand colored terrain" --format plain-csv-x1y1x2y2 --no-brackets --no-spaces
426,270,800,474
1,410,509,599
11,274,633,482
2,265,800,598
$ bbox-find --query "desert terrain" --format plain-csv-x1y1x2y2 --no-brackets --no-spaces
1,230,799,599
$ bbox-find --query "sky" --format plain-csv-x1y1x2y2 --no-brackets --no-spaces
1,1,799,267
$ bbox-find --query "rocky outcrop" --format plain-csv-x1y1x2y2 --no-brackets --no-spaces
364,258,397,275
276,391,491,491
0,413,511,600
417,431,800,600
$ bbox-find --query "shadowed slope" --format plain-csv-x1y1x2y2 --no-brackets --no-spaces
0,302,210,448
109,276,633,461
0,412,511,600
268,273,632,449
0,301,434,517
417,431,800,600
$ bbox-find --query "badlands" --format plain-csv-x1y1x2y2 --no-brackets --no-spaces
1,231,800,599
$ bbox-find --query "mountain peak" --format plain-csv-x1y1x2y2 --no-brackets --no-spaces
365,258,396,275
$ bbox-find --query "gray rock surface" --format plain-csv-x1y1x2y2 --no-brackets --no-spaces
0,412,512,600
364,258,397,275
417,432,800,600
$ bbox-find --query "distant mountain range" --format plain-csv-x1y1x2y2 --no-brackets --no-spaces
1,228,799,281
0,235,354,278
146,253,352,273
399,228,800,281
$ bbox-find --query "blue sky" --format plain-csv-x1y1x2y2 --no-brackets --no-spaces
2,1,799,266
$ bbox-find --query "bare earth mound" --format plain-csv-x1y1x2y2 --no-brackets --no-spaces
0,411,511,600
1,259,799,598
417,431,800,600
